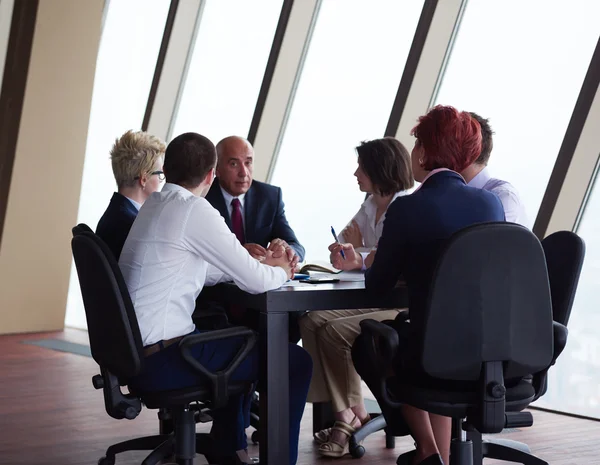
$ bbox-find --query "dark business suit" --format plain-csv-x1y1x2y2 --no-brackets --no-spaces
205,179,305,342
96,192,138,260
352,171,505,423
206,179,305,261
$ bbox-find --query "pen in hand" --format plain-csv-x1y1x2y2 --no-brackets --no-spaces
330,226,346,260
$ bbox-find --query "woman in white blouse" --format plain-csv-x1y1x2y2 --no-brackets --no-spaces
299,137,414,458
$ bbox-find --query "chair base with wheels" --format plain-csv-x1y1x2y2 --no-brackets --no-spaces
395,413,548,465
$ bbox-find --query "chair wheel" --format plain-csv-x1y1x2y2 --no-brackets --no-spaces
98,456,115,465
350,444,365,458
251,430,259,444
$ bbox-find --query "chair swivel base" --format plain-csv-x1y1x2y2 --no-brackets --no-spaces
98,433,213,465
348,414,396,458
395,438,548,465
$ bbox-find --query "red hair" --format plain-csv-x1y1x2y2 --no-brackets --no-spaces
411,105,482,172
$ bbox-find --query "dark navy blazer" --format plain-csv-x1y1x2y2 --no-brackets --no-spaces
366,170,505,333
96,192,138,260
206,179,305,262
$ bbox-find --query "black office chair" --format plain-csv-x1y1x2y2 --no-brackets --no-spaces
357,223,568,465
71,227,257,465
541,230,585,326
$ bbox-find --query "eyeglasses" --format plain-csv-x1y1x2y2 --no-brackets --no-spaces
134,171,165,182
151,170,165,181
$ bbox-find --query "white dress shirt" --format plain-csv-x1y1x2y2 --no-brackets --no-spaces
119,183,287,346
338,191,408,253
125,196,142,211
468,167,529,228
220,185,246,231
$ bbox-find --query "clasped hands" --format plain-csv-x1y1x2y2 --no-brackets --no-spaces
244,239,298,279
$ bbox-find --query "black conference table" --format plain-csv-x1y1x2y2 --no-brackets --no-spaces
202,277,409,465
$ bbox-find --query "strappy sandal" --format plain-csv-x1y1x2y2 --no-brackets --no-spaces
313,414,371,445
318,420,356,458
313,427,332,445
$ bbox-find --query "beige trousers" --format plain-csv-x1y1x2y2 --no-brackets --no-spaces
299,308,402,413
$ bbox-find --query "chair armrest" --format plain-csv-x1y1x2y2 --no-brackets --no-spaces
359,319,400,374
96,368,142,420
359,319,403,409
395,309,410,323
551,321,568,364
179,327,256,409
532,321,568,400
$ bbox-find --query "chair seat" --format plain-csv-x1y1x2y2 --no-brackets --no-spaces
387,376,535,418
132,382,250,409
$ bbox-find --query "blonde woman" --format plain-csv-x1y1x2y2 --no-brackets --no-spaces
96,130,166,259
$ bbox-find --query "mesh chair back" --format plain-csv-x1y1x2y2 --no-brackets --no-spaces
421,223,554,381
71,230,144,379
542,231,585,326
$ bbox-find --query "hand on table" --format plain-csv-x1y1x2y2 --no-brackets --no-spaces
268,238,299,270
263,249,294,280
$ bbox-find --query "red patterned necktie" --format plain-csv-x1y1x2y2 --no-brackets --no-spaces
231,198,245,244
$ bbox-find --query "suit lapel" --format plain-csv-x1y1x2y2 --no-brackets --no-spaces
244,184,258,243
208,182,232,229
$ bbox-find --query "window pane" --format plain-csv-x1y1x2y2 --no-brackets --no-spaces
170,0,283,142
435,0,600,223
271,0,425,261
536,168,600,418
65,0,170,329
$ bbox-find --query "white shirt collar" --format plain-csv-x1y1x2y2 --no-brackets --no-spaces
220,184,246,208
364,191,408,224
160,182,194,197
468,166,491,189
124,196,142,211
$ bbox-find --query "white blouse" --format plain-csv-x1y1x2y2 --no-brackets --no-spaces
338,191,408,253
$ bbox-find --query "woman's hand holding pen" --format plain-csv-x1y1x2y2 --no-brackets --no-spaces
328,242,362,271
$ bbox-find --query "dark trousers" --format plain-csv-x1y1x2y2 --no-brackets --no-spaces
130,330,312,465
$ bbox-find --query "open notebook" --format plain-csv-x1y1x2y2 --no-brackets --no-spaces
298,260,342,274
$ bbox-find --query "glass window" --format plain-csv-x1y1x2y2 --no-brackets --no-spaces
270,0,425,262
435,0,600,224
536,167,600,418
170,0,283,142
0,0,14,92
65,0,171,329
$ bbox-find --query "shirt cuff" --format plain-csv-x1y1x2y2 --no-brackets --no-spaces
360,252,369,271
272,266,286,282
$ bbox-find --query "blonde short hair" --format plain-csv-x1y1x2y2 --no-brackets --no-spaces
110,130,166,188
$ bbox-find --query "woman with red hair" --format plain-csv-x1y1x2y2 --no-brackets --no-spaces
336,105,506,465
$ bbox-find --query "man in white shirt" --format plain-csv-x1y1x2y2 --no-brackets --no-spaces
119,132,312,465
461,112,530,228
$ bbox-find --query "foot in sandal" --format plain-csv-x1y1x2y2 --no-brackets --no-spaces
313,414,371,445
318,414,367,458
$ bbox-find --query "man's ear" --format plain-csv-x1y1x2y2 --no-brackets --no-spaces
204,167,215,185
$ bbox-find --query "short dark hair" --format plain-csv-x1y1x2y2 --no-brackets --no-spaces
356,137,414,196
469,112,494,165
163,132,216,188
